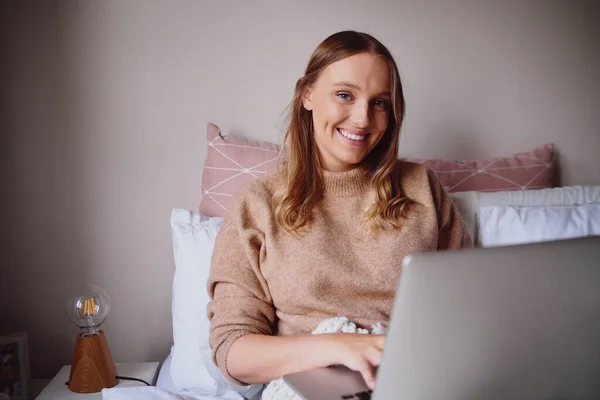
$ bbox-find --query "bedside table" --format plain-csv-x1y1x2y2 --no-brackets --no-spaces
35,362,160,399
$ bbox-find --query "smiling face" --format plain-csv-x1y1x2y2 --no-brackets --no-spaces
302,52,391,172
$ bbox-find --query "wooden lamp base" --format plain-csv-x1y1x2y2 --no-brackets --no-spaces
68,330,118,393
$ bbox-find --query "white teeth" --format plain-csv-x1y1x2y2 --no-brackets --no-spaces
338,128,367,141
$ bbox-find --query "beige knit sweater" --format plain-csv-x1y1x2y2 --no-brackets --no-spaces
207,161,472,383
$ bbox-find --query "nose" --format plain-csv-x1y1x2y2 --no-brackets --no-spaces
350,100,370,129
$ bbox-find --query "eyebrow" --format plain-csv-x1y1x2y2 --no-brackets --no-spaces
333,81,391,98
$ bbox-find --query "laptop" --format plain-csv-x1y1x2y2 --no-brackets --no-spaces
284,236,600,400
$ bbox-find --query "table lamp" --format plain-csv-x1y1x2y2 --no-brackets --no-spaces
66,285,117,393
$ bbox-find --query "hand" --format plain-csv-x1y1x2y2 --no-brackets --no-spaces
322,333,386,390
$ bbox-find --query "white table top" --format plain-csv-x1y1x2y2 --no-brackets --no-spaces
35,362,160,400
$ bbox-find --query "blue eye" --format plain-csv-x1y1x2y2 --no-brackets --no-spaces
337,92,352,101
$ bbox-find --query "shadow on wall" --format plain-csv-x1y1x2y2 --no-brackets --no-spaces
0,1,95,378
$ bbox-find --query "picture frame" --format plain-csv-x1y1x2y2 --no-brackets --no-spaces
0,332,30,400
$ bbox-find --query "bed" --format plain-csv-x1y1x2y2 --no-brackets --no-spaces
101,125,600,400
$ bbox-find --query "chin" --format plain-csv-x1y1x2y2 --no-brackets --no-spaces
337,154,367,168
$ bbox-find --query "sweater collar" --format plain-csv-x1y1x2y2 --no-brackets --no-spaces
321,165,370,197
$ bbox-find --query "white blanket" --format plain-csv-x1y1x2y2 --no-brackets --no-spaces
102,351,258,400
102,386,245,400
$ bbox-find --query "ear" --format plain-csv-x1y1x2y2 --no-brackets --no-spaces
302,85,313,111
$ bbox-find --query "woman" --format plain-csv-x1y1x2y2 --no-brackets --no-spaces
208,30,472,390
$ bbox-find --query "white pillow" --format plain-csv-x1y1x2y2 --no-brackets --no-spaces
477,186,600,247
477,185,600,208
169,209,263,399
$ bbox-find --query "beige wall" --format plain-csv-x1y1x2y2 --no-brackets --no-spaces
2,0,599,378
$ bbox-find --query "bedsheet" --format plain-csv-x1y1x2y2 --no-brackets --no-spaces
102,351,261,400
102,386,248,400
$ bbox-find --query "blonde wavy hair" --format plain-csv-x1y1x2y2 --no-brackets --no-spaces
274,31,409,235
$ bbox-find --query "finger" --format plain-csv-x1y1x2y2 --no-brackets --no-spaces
365,345,383,367
359,362,376,390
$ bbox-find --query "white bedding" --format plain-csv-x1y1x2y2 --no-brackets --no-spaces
102,317,384,400
477,185,600,247
106,186,600,400
102,352,260,400
450,185,600,247
102,386,242,400
102,386,205,400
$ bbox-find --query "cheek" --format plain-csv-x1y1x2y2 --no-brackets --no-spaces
329,105,348,125
314,98,347,129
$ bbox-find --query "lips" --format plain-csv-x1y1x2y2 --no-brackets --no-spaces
337,128,369,141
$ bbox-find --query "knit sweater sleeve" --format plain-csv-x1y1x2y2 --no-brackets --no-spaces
426,167,474,249
207,183,275,385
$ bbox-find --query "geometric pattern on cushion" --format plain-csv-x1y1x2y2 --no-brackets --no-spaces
406,143,555,193
199,123,281,217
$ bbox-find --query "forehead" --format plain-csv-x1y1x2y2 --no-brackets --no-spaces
317,52,390,93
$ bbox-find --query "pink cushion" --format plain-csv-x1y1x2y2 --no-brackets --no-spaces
405,143,555,193
199,123,555,217
199,123,281,217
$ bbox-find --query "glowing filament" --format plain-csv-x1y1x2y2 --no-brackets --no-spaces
82,298,97,317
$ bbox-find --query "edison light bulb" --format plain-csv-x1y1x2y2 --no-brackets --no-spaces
67,285,110,336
